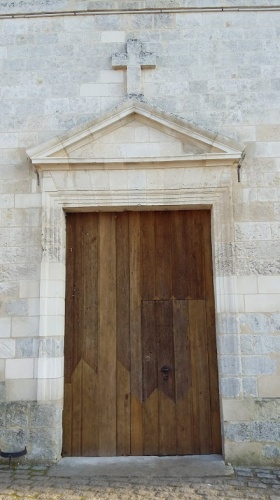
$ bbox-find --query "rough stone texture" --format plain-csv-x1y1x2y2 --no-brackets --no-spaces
0,401,61,459
0,1,280,465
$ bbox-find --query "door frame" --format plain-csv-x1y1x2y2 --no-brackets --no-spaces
37,172,238,461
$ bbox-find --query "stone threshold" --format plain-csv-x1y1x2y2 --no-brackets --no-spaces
48,454,234,478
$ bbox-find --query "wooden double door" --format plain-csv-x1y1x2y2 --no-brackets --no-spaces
63,210,221,457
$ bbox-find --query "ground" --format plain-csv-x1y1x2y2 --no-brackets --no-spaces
0,465,280,499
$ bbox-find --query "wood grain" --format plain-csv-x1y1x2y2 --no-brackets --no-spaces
98,213,117,456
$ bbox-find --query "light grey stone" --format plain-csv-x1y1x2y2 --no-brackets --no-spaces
15,338,40,358
6,401,28,428
242,378,258,398
220,356,241,376
241,356,277,376
221,377,242,398
264,445,280,458
0,339,15,358
0,382,6,402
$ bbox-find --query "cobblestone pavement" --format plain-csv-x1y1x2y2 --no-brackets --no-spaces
0,464,280,499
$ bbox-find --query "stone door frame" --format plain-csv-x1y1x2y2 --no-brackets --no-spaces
37,173,237,460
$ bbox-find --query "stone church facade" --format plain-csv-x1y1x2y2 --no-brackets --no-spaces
0,0,280,465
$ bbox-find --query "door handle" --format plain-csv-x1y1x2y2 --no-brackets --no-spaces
160,365,172,381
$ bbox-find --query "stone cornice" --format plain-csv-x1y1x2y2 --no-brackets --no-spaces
0,0,279,17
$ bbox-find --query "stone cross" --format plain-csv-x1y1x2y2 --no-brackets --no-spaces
112,39,156,96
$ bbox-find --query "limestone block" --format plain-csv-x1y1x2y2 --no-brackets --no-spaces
40,297,64,317
37,377,63,401
6,379,37,401
258,375,280,398
0,317,11,338
0,195,14,208
15,194,42,208
237,276,258,294
271,222,280,239
40,262,65,281
242,378,258,397
0,339,15,359
36,357,63,379
0,428,28,453
224,441,263,466
39,338,64,358
241,356,276,376
0,134,18,148
19,280,40,299
235,222,272,241
15,338,40,358
101,31,125,43
218,335,239,355
264,445,280,459
6,401,28,427
28,298,40,316
219,356,241,376
12,316,39,337
244,294,280,313
220,377,241,398
29,425,61,461
0,383,5,402
99,69,124,83
40,280,65,299
30,401,61,428
39,315,64,337
44,98,70,115
216,314,239,335
5,358,34,379
0,359,5,381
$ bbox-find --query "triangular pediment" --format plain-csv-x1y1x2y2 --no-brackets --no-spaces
27,98,244,169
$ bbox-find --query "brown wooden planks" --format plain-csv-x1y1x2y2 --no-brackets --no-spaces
201,211,222,453
98,213,117,456
171,212,189,299
173,300,193,454
189,300,212,454
154,211,172,300
63,209,221,458
129,212,143,455
156,300,176,455
62,383,72,456
140,212,155,300
142,300,158,455
71,360,83,456
82,361,98,456
116,213,131,456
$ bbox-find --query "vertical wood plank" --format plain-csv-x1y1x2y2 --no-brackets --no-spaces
173,300,193,454
82,214,98,371
63,214,75,456
142,300,158,455
82,362,98,456
140,212,155,300
116,213,131,456
71,361,83,456
201,211,222,453
156,300,176,455
98,213,117,456
189,300,212,454
155,211,172,299
62,383,72,456
171,212,188,299
129,212,143,455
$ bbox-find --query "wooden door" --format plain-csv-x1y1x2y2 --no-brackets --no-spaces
63,210,221,457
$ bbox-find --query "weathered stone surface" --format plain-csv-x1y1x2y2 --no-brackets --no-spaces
0,3,280,466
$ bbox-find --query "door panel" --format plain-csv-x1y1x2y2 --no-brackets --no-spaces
63,210,222,457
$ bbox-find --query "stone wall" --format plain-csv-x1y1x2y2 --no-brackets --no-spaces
0,1,280,464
